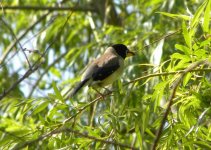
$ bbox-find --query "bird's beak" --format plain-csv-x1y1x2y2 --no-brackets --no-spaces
126,50,135,57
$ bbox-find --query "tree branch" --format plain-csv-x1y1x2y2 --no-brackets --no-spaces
2,5,96,12
0,61,42,100
12,126,138,150
151,59,210,150
126,68,211,85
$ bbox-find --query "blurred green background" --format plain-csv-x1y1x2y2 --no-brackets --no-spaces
0,0,210,149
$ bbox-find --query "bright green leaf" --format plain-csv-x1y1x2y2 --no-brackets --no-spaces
33,101,49,115
157,12,190,20
171,53,191,62
182,21,191,48
203,0,211,32
183,72,192,86
50,68,61,78
175,44,191,55
52,81,64,102
191,0,207,28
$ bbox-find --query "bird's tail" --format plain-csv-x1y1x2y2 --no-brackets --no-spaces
69,79,89,97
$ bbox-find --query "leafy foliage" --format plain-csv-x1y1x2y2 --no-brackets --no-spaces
0,0,211,149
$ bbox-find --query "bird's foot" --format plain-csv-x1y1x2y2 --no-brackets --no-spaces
92,88,106,99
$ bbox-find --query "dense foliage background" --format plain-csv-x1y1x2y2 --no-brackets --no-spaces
0,0,210,149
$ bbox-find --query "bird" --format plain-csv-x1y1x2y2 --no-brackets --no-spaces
70,44,135,97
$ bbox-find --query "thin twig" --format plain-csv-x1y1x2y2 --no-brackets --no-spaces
139,29,182,51
151,59,209,150
0,12,50,67
1,18,32,69
125,68,211,85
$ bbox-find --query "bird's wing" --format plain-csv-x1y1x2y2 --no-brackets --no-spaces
81,52,120,82
81,62,98,81
92,56,120,81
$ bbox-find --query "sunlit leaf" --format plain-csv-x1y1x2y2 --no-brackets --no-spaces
52,81,64,102
32,101,49,115
191,0,207,28
171,53,191,62
50,68,61,78
152,81,169,112
175,44,191,55
183,72,192,86
182,21,191,48
157,12,190,20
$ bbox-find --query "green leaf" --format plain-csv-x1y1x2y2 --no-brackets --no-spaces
135,121,143,149
182,21,191,48
203,0,211,32
174,60,190,70
47,106,58,120
152,81,169,112
183,72,192,86
171,53,191,62
157,12,190,20
50,68,61,78
33,101,49,115
200,38,211,47
194,49,207,59
193,141,211,149
191,0,207,28
175,44,191,55
171,53,184,59
52,81,64,102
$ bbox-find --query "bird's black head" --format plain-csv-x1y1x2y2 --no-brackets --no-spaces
112,44,129,59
